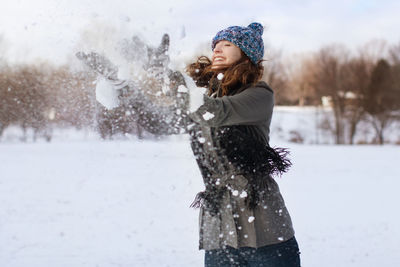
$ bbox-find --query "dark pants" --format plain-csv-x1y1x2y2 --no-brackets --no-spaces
204,237,301,267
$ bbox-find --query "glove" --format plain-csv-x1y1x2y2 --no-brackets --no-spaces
76,51,118,81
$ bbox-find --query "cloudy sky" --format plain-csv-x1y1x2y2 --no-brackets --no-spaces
0,0,399,64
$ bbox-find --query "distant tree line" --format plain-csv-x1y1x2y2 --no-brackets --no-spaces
0,63,156,142
0,40,399,144
264,40,400,144
0,64,97,141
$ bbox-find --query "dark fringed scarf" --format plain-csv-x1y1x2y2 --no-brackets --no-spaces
190,124,292,215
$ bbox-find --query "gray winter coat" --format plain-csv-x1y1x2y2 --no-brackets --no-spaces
118,79,295,250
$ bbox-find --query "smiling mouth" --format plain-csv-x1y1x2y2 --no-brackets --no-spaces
213,57,225,62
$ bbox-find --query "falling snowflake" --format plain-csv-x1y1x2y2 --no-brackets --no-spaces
248,216,255,223
177,85,188,93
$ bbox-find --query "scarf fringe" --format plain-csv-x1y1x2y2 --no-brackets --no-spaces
266,146,292,176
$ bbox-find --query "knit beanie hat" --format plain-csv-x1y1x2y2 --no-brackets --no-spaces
212,22,264,65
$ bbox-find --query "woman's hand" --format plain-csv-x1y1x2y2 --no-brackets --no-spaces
75,51,118,81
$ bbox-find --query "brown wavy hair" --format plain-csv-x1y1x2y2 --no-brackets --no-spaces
186,53,264,96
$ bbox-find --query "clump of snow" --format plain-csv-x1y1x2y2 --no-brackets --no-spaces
202,112,215,121
232,190,239,196
177,85,188,93
239,191,247,198
248,216,255,223
95,77,119,109
182,73,206,112
198,137,206,143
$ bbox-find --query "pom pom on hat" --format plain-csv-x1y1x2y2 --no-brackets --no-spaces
248,22,264,35
212,22,264,64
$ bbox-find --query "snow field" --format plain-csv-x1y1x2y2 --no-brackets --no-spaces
0,139,399,266
0,141,202,267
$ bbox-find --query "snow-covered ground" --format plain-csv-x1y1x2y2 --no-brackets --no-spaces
0,137,399,267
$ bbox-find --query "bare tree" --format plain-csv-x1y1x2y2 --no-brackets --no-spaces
0,63,97,141
262,49,293,105
388,42,400,102
388,42,400,65
308,45,351,144
341,57,373,144
47,66,96,129
0,67,14,138
287,55,320,106
0,65,50,141
364,59,399,144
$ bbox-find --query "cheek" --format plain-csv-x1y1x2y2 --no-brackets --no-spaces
230,50,242,63
235,51,242,61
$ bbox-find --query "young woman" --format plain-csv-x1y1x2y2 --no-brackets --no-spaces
83,22,301,267
184,22,301,267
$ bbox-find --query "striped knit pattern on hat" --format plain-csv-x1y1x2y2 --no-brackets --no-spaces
212,22,264,64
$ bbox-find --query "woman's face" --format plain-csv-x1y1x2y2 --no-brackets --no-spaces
211,40,243,70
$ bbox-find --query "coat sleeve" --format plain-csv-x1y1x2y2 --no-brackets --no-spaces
189,87,274,127
115,80,190,135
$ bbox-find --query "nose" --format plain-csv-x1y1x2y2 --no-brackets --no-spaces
213,43,222,54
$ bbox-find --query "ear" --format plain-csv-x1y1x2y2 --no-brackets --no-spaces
240,51,251,64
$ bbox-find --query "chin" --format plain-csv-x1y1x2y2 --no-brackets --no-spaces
211,63,229,70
